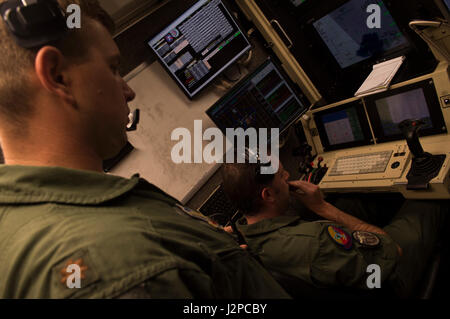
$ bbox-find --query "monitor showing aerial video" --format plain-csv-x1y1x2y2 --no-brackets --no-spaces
375,88,432,136
314,100,373,151
312,0,409,69
206,59,309,137
148,0,251,99
365,79,447,143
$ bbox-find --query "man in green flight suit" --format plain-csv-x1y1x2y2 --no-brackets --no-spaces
0,0,290,298
222,159,449,298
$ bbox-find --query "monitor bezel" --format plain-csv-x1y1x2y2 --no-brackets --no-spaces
147,0,252,100
365,79,447,143
313,100,374,152
206,57,311,137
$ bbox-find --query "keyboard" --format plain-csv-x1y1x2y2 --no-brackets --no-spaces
199,184,238,226
329,151,393,176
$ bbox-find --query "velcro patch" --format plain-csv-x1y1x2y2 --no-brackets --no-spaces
327,225,353,250
352,231,380,248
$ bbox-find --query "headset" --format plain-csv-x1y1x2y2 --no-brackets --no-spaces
0,0,67,49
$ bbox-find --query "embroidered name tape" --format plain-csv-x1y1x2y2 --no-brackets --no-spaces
327,225,352,250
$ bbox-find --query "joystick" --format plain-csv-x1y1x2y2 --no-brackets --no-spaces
398,119,446,190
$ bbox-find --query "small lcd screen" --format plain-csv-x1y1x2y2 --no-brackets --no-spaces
312,0,408,69
314,101,373,151
321,107,365,145
148,0,251,98
375,88,432,136
445,0,450,11
207,60,307,134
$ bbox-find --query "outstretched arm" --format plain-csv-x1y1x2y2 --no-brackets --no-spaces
288,180,402,256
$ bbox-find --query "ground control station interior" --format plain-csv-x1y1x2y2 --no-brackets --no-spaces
101,0,450,299
1,0,450,300
97,0,450,212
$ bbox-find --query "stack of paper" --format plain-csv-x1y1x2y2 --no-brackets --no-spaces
355,56,405,97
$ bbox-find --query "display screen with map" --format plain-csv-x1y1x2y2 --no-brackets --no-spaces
314,101,373,151
322,107,365,145
312,0,408,69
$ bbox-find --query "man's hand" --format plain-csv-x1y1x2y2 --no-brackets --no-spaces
224,226,233,234
288,180,327,214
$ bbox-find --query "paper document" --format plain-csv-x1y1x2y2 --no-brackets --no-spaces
355,56,405,97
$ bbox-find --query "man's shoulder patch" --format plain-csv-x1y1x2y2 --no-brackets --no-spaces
352,231,380,248
327,225,353,250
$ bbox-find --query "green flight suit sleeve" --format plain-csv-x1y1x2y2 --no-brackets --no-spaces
310,223,399,290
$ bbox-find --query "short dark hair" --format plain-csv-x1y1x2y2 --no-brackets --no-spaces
221,162,275,215
0,0,114,127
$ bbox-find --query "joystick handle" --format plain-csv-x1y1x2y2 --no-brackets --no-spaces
398,119,425,158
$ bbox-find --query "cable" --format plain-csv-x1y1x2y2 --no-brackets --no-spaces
229,211,247,246
306,101,318,112
222,63,242,82
239,49,253,66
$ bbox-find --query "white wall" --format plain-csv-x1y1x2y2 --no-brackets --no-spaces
109,61,224,203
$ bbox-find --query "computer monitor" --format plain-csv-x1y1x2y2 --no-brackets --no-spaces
314,100,373,151
312,0,409,69
206,59,309,137
365,79,447,143
148,0,251,99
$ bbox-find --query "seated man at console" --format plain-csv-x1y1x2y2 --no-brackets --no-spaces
0,0,289,298
221,157,449,298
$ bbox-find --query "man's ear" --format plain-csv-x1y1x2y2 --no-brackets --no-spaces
261,187,275,203
34,46,75,105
